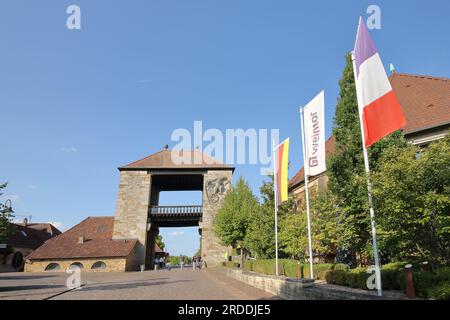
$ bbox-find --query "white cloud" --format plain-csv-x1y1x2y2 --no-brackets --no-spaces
168,231,185,237
60,147,78,153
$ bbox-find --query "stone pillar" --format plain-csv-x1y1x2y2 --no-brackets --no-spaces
146,224,158,270
112,170,151,270
200,170,233,267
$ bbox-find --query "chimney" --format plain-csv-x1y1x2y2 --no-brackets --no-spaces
78,236,85,244
23,218,28,227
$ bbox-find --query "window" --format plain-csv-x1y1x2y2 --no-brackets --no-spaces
11,252,24,269
68,262,84,270
45,263,62,271
91,261,107,270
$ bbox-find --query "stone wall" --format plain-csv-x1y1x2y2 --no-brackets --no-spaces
25,258,128,273
227,269,394,300
112,170,151,268
200,170,233,267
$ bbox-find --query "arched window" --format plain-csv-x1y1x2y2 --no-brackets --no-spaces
91,261,107,270
12,252,24,269
68,262,84,270
45,263,62,271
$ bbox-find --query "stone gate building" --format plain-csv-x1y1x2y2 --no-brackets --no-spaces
25,149,234,272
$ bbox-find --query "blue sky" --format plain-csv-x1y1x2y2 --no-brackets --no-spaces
1,1,449,256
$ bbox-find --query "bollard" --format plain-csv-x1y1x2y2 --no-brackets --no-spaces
140,264,145,272
154,264,158,271
421,261,429,272
404,264,416,299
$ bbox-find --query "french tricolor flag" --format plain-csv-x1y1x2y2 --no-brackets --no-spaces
353,17,406,148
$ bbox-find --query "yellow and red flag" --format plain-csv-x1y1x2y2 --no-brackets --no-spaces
274,138,290,206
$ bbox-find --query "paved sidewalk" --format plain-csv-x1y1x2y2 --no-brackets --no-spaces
0,268,278,300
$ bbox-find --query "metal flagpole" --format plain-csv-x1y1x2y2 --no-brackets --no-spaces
272,140,280,276
351,52,383,297
299,107,315,280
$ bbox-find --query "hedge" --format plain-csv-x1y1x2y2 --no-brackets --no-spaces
325,264,450,300
242,259,348,280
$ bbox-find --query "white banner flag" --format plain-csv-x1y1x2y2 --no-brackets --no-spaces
303,90,326,177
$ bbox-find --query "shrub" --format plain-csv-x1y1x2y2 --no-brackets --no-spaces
426,282,450,300
325,266,403,290
411,267,450,299
243,259,347,280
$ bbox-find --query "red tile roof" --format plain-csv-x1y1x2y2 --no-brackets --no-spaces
289,136,335,188
26,217,138,260
20,223,62,237
120,149,234,171
8,224,57,250
390,73,450,135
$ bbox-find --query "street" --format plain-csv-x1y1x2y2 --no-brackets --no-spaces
0,268,279,300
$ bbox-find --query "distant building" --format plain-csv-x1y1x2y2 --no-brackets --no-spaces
1,219,61,272
290,73,450,201
25,217,163,272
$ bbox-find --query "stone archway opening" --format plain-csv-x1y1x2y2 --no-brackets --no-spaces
112,149,234,271
153,190,203,265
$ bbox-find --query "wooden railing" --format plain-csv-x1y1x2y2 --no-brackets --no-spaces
149,205,203,215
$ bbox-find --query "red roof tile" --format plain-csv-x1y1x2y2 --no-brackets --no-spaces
20,223,62,237
120,149,234,171
26,217,138,260
390,73,450,135
8,224,57,250
289,136,335,188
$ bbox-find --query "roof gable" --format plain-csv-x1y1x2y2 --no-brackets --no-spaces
119,149,234,171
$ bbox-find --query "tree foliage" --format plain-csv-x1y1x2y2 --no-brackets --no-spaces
327,53,408,266
244,177,276,259
213,177,259,248
372,135,450,264
279,191,340,262
155,234,165,251
0,183,14,244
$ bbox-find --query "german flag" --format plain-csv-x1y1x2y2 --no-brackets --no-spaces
274,138,290,206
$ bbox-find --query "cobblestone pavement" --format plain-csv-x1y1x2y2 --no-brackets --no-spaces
0,268,279,300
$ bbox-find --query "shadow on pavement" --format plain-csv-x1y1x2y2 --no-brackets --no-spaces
0,275,60,281
81,279,193,292
0,284,65,292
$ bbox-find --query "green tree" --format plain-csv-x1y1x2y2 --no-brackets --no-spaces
279,191,340,262
372,135,450,264
155,234,165,251
327,53,407,266
214,177,259,249
245,176,295,259
0,183,14,244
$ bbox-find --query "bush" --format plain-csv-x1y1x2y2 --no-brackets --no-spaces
242,259,347,280
325,266,403,290
426,282,450,300
412,267,450,299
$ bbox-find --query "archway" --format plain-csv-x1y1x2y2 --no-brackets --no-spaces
112,149,234,270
